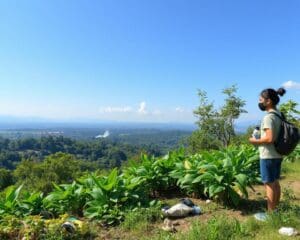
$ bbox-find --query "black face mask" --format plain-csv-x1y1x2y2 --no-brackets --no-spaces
258,102,266,111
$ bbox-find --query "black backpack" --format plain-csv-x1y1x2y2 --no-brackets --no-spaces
269,112,300,155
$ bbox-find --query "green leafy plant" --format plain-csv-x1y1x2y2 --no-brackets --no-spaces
0,185,23,216
43,181,86,216
18,191,44,216
123,149,184,196
84,168,153,225
170,145,259,205
284,144,300,163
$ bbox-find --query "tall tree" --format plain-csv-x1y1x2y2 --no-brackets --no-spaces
279,100,300,128
189,85,247,152
219,85,247,146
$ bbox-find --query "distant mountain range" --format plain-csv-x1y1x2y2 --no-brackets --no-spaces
0,115,258,132
0,115,197,131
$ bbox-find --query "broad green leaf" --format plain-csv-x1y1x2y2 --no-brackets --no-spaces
184,160,192,170
235,173,247,186
208,185,225,196
228,187,241,206
223,158,232,167
181,174,195,184
215,175,224,183
192,175,204,184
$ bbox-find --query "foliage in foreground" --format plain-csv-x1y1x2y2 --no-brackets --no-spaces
0,145,262,226
0,146,299,239
170,145,259,205
0,214,94,240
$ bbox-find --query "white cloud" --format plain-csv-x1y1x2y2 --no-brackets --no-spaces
138,101,147,115
282,80,300,90
175,107,184,113
97,102,194,122
99,106,133,113
0,100,195,123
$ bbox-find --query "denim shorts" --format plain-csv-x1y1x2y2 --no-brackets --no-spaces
260,158,282,183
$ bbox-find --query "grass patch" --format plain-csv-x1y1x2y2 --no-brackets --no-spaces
201,201,221,213
282,160,300,179
140,193,300,240
142,215,258,240
121,207,163,232
185,215,247,240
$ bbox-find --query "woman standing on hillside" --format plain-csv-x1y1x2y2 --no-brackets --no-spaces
249,87,286,221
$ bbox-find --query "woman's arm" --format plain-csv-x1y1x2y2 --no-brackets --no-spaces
249,128,274,145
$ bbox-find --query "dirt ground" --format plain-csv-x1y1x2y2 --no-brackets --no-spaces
160,177,300,234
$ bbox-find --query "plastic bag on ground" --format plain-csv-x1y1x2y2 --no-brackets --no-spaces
278,227,298,236
162,202,201,218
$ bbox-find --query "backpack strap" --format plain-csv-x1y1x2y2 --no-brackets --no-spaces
268,111,286,121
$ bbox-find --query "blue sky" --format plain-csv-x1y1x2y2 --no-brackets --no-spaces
0,0,299,124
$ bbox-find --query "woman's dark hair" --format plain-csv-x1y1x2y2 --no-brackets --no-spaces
260,87,286,105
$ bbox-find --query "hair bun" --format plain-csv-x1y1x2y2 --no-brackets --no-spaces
277,87,286,96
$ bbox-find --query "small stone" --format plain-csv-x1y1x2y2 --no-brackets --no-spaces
278,227,298,236
162,218,176,232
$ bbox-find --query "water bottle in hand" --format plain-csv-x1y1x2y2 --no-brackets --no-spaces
252,126,260,139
